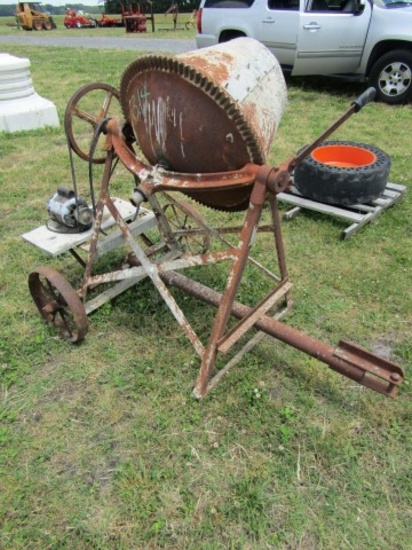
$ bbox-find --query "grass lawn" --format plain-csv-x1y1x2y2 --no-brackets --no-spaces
0,34,411,549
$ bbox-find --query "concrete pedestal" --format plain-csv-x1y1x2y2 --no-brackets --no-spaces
0,53,59,132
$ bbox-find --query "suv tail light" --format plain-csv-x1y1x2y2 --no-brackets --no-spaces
197,8,202,34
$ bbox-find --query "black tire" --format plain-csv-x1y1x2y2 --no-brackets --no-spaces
218,30,246,43
369,50,412,105
294,141,391,206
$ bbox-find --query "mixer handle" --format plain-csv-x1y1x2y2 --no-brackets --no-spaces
288,87,377,172
352,87,376,112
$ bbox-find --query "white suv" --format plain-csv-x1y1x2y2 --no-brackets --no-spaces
196,0,412,104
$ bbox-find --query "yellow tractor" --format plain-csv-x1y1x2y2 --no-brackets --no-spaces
16,2,56,31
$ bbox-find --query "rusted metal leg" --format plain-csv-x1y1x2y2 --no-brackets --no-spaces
269,193,288,282
193,171,269,399
101,193,205,357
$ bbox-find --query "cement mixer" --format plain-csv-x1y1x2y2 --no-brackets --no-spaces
25,39,404,400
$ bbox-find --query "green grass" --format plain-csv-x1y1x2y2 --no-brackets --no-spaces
0,39,411,549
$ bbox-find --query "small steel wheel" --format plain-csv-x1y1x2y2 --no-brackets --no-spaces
28,267,88,343
163,200,210,254
64,82,122,164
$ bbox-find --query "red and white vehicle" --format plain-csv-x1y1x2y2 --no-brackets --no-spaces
64,9,97,29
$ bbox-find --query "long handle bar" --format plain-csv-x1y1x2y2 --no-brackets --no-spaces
288,87,376,172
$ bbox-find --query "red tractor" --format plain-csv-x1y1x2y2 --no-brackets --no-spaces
64,9,97,28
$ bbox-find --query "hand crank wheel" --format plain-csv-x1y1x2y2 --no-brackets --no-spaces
163,200,210,254
64,82,122,164
28,267,88,343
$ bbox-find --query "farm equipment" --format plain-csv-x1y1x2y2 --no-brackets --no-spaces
165,1,179,30
23,39,405,401
15,2,56,31
122,2,154,32
97,13,123,28
64,9,97,29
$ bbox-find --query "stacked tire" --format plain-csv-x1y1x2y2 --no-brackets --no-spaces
294,141,391,206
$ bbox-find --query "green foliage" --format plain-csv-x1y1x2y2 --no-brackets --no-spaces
104,0,198,14
0,40,411,550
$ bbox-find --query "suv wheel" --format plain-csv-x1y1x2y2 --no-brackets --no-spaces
370,50,412,105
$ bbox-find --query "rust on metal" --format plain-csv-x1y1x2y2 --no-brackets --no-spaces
30,39,405,404
119,38,286,210
28,266,88,342
162,270,403,398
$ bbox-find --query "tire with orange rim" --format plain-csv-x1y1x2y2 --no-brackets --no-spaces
294,141,391,206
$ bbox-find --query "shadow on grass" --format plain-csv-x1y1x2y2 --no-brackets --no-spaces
285,73,368,101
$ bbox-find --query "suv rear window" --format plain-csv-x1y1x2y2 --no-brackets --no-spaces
204,0,255,7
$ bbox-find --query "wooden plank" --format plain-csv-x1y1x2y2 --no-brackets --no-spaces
278,192,364,222
84,274,148,315
22,199,152,257
279,181,407,239
341,210,381,240
386,182,407,192
82,213,157,257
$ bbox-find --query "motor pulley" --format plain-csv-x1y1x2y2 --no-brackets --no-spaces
47,186,93,233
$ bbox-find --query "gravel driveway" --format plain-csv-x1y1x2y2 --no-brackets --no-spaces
0,34,197,54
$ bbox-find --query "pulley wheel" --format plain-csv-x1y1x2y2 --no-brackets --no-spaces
64,82,122,164
29,267,88,343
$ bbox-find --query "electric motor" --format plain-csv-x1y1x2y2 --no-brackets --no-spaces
47,186,93,232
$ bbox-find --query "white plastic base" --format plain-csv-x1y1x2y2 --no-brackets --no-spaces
0,53,59,133
0,93,59,132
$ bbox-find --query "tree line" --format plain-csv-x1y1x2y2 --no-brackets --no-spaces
104,0,198,14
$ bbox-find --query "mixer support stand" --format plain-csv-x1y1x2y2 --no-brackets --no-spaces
193,169,288,398
80,149,206,357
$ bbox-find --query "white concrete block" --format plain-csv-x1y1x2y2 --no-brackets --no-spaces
0,53,59,132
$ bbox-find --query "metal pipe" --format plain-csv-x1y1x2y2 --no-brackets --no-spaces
162,270,403,398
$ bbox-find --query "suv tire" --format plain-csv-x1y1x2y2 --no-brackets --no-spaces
370,50,412,105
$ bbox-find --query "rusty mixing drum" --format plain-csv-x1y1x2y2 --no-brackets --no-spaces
119,38,287,210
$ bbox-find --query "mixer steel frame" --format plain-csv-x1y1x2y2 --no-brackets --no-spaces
77,145,293,398
26,83,405,400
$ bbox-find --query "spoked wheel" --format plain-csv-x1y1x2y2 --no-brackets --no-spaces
163,200,210,254
64,82,122,164
28,267,88,343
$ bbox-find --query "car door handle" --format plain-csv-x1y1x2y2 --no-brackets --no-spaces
303,23,321,30
262,17,275,23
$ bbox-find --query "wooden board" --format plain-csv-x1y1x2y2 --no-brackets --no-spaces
278,182,407,239
22,198,154,257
